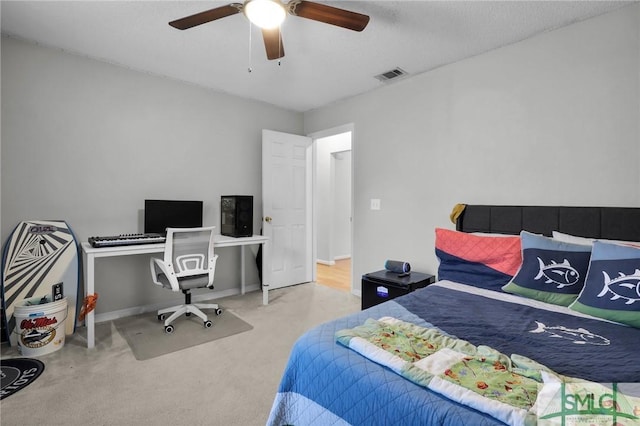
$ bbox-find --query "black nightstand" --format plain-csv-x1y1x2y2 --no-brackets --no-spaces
361,270,435,310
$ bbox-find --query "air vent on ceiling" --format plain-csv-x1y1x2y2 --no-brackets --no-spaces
374,67,408,83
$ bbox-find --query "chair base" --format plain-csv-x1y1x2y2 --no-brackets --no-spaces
158,302,220,328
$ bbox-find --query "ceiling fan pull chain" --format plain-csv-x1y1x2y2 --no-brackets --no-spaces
247,21,253,73
278,26,282,66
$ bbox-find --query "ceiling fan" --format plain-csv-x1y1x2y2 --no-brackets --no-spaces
169,0,370,60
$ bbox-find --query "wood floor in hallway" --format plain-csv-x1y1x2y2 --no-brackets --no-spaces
316,258,351,292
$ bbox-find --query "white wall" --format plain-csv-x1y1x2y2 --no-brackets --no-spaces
304,4,640,293
332,150,351,259
315,132,351,263
1,36,303,316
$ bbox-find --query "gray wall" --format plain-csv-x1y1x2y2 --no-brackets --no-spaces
304,4,640,293
3,4,639,309
1,36,303,316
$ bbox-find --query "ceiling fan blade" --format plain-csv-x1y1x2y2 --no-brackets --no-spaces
169,4,241,30
262,28,285,60
289,1,369,32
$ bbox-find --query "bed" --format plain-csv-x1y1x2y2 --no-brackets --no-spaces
267,205,640,426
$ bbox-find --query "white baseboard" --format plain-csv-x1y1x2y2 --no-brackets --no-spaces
94,284,261,323
317,256,350,265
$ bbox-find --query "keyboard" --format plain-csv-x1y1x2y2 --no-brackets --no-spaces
88,233,166,248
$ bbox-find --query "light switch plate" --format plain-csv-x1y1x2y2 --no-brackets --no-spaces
370,199,381,210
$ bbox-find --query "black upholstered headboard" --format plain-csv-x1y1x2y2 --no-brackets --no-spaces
456,205,640,241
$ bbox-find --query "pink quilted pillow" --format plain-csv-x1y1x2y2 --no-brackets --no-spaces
435,228,522,290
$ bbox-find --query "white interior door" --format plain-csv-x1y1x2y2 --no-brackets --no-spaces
262,129,312,291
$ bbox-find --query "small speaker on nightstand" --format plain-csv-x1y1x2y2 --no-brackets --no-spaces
221,195,253,237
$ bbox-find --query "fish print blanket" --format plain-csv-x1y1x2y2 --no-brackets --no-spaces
336,317,564,426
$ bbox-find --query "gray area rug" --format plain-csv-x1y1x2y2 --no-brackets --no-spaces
113,308,253,361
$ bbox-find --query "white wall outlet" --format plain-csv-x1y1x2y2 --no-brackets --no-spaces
370,198,381,210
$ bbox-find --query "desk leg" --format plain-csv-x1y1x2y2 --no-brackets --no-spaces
85,253,95,349
240,246,246,295
262,241,269,305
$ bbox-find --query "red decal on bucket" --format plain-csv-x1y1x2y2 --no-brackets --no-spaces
20,316,58,330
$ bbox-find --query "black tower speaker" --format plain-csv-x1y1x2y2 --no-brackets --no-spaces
221,195,253,237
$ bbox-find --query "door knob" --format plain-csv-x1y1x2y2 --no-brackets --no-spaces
265,216,272,223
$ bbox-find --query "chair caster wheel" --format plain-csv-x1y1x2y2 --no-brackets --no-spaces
204,320,212,328
164,324,174,334
158,314,166,321
215,308,223,316
186,312,191,317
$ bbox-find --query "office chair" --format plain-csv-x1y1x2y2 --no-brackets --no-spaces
149,226,222,333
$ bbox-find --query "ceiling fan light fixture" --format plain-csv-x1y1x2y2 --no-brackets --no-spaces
244,0,286,30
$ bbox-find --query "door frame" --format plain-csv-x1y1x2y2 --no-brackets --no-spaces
308,123,355,294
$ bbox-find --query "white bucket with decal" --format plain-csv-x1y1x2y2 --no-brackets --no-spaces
14,297,67,357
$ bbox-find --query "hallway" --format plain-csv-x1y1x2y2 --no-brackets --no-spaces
316,259,351,292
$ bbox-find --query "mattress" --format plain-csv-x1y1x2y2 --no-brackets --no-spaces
267,281,640,426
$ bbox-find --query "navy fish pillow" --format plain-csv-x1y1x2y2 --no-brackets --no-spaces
569,241,640,328
502,231,592,306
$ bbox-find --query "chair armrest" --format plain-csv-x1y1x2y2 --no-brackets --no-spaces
149,257,180,292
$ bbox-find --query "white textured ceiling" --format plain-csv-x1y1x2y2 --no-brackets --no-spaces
1,1,634,112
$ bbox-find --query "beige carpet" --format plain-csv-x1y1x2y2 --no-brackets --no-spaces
0,282,360,426
114,308,253,361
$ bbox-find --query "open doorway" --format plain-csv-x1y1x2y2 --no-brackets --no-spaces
313,130,352,292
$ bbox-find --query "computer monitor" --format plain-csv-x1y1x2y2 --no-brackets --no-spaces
144,199,203,235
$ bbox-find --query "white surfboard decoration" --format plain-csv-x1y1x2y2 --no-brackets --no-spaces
2,220,80,346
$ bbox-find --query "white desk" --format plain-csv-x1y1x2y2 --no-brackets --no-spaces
81,234,268,349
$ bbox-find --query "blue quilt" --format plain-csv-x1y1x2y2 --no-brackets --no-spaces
267,282,639,426
397,284,640,383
